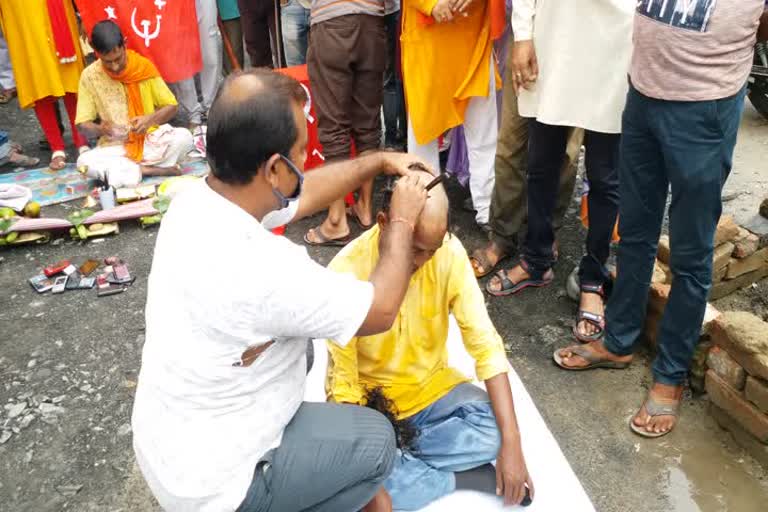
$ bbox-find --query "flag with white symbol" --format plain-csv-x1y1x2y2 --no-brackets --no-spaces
75,0,202,82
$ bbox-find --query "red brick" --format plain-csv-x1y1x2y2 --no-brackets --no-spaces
647,283,671,316
710,265,768,301
713,242,735,272
714,215,740,246
746,376,768,414
710,312,768,381
733,228,760,259
657,235,671,265
725,247,768,280
706,370,768,443
710,404,768,468
651,260,669,284
707,346,746,390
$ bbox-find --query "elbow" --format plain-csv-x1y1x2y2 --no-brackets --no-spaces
358,309,397,337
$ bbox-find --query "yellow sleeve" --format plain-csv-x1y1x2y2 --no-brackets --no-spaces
148,77,178,108
74,75,98,125
325,338,364,404
447,238,510,381
405,0,440,18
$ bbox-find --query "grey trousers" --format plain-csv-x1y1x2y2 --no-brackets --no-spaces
237,402,396,512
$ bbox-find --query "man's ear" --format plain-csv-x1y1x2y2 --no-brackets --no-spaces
376,211,388,230
263,154,282,186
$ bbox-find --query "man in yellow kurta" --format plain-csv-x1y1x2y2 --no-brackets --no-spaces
402,0,500,228
326,173,533,510
0,0,89,169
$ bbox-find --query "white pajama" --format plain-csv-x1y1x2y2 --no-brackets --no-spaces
170,0,222,125
0,29,15,90
77,126,194,188
407,55,497,224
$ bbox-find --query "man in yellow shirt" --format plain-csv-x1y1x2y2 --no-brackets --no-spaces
75,21,193,188
326,173,533,510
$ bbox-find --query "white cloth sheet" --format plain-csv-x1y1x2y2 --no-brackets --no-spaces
306,318,595,512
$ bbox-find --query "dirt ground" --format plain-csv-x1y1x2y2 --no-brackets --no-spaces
1,99,768,512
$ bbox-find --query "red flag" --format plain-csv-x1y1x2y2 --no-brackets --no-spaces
75,0,202,83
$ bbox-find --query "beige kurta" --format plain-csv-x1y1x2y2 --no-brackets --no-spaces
512,0,635,134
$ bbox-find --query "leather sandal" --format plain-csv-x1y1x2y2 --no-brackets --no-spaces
573,283,606,343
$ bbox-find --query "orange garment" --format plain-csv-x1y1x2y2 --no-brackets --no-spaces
402,0,501,145
105,50,161,162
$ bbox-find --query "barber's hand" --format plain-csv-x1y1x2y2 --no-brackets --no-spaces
389,174,428,227
511,40,538,94
432,0,455,23
101,121,129,142
380,152,437,178
495,439,535,507
129,115,154,135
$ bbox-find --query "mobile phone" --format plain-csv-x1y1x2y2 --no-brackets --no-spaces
29,274,55,293
79,259,100,276
65,271,81,290
62,264,78,276
79,277,96,289
97,283,125,297
51,276,68,294
44,260,71,277
113,263,131,283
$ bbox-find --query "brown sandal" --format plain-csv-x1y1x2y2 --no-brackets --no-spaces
303,226,351,247
470,243,508,278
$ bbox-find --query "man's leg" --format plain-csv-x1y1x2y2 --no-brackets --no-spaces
196,0,223,111
556,129,583,230
463,56,498,226
237,402,396,512
238,0,275,67
383,10,404,149
0,29,15,91
281,0,310,66
77,145,142,187
385,384,501,510
222,18,245,73
406,118,440,173
154,127,195,167
169,79,203,127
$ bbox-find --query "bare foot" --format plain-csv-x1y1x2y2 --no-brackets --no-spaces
349,202,373,228
575,291,605,339
556,340,632,369
362,488,392,512
470,240,507,277
140,164,182,177
487,263,530,294
632,383,682,436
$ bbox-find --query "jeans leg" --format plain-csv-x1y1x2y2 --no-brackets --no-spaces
651,87,746,386
281,0,309,66
196,0,222,111
578,131,620,287
523,121,568,273
603,87,669,357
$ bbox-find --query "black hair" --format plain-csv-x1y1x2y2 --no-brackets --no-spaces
380,166,453,235
90,20,125,54
363,387,419,451
206,69,307,185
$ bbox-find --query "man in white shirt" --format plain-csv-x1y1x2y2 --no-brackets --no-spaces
132,68,430,512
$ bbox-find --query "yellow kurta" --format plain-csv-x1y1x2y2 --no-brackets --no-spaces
0,0,83,109
326,226,510,419
402,0,500,145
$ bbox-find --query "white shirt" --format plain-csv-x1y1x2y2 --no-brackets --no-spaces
132,180,374,511
512,0,635,133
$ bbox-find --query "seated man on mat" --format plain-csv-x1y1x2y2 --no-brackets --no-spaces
75,20,193,188
326,173,534,510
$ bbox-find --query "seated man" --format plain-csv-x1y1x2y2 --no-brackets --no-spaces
326,173,534,510
75,20,193,188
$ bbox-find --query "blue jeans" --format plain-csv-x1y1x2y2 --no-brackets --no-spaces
385,384,501,511
604,84,747,385
280,0,310,66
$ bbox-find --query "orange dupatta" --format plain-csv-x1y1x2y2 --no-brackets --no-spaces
104,50,161,162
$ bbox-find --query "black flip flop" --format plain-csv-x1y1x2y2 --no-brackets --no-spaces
486,261,554,297
303,227,351,247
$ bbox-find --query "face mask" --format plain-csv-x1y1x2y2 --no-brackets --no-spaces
272,154,305,210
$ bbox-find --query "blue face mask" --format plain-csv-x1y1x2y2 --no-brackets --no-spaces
272,154,305,210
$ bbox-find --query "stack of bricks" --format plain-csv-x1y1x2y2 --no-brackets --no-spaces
705,311,768,468
655,215,767,300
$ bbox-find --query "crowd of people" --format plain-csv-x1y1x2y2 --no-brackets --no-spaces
0,1,767,511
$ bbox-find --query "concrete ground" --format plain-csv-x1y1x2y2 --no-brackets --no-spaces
1,99,768,512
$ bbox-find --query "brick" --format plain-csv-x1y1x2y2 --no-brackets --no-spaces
725,247,768,280
745,376,768,414
690,340,713,394
647,283,671,316
714,215,740,246
710,265,768,300
709,312,768,381
651,260,669,284
706,370,768,443
713,263,728,283
713,242,735,272
707,346,746,390
657,235,671,265
710,404,768,469
733,228,760,259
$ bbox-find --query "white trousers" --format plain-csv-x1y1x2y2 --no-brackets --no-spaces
407,55,497,224
170,0,222,125
77,127,194,188
0,30,15,90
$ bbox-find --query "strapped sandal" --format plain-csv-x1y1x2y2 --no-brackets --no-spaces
303,226,351,247
486,259,554,297
470,245,508,278
552,344,631,371
629,394,680,438
573,283,606,343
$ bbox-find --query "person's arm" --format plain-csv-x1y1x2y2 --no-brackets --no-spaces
758,8,768,42
295,151,432,222
511,0,535,41
130,78,179,134
510,0,538,93
326,339,364,404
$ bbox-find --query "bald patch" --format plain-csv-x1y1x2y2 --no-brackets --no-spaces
219,74,265,104
413,173,449,238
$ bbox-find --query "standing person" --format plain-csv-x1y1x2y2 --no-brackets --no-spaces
0,0,89,169
303,0,387,246
238,0,278,68
487,0,633,345
555,2,768,438
0,28,15,104
219,0,245,72
383,0,405,150
402,0,504,230
281,0,311,66
132,69,433,512
170,0,223,128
